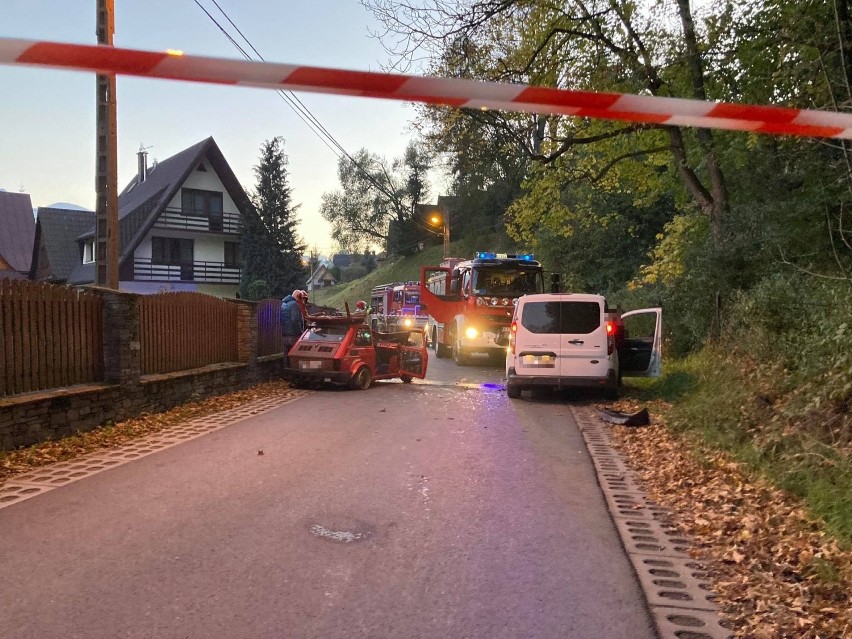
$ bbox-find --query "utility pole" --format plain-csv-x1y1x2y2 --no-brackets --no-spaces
96,0,119,288
441,203,450,259
309,247,319,294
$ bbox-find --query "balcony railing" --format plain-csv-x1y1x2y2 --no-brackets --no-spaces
153,208,242,234
133,258,241,284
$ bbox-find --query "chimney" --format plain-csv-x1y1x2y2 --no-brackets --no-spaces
137,143,148,184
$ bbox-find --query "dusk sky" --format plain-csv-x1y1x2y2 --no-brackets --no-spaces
1,0,428,253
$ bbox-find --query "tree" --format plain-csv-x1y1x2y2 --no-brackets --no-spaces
320,141,431,255
240,137,306,299
366,0,729,241
360,249,378,273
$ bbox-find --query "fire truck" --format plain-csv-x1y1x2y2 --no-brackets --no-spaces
420,252,546,365
368,281,429,333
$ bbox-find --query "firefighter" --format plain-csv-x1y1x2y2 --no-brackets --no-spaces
280,290,307,365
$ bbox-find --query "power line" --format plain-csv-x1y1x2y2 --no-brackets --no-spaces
191,0,344,160
192,0,399,203
206,0,348,157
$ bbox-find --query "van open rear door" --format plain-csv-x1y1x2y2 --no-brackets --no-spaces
620,308,662,377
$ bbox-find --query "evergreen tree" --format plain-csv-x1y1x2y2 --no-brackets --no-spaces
360,249,377,273
240,137,306,299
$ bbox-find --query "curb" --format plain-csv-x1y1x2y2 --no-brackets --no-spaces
571,404,733,639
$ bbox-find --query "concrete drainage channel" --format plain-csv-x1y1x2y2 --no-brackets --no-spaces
0,390,311,510
570,404,733,639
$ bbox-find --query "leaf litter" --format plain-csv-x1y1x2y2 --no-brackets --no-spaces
600,397,852,639
0,380,294,484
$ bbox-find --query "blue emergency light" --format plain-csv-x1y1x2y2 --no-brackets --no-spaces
475,251,535,261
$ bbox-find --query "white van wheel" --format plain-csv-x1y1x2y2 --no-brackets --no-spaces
507,384,521,399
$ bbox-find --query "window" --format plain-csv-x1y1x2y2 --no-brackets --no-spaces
473,267,544,296
152,237,193,265
181,188,224,231
521,301,601,334
461,270,472,295
354,329,372,347
82,239,96,264
224,242,241,268
152,237,194,280
303,326,347,342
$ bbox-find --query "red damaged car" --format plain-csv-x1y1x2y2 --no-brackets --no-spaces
284,313,429,390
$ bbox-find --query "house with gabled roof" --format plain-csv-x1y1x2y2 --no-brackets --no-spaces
30,207,96,283
307,264,336,290
67,137,252,297
0,191,36,281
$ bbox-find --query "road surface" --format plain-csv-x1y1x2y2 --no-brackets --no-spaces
0,355,655,638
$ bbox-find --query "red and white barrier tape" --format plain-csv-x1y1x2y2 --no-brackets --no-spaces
2,37,852,139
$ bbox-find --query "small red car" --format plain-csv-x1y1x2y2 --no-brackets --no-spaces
284,314,429,389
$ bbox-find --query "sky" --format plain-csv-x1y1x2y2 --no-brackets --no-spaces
0,0,430,254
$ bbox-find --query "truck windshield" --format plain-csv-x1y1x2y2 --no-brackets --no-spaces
404,292,420,305
472,267,543,296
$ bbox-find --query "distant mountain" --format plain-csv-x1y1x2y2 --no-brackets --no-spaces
47,202,93,211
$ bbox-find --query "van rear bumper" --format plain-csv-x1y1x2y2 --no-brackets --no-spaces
506,368,618,389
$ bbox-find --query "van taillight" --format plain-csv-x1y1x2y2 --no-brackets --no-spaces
510,321,517,354
511,320,518,333
606,321,615,355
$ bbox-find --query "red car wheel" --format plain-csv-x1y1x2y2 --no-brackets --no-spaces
350,366,372,390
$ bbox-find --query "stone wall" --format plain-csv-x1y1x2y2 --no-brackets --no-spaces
0,289,286,451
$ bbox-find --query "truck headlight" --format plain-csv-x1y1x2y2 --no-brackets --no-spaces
465,326,479,339
403,318,413,328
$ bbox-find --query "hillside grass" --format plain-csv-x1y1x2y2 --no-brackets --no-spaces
310,244,448,311
311,233,536,311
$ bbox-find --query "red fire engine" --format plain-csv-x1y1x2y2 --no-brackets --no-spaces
368,281,429,333
420,252,546,365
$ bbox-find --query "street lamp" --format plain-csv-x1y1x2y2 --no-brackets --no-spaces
428,209,450,258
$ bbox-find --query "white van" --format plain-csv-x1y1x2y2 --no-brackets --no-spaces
505,293,662,399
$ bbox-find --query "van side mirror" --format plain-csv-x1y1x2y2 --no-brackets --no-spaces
550,272,560,294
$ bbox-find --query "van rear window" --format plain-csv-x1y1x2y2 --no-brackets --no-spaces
521,302,601,334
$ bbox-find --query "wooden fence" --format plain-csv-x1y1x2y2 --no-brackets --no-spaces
139,292,238,374
256,298,285,357
0,279,104,397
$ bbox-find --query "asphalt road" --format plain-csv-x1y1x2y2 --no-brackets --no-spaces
0,354,655,639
